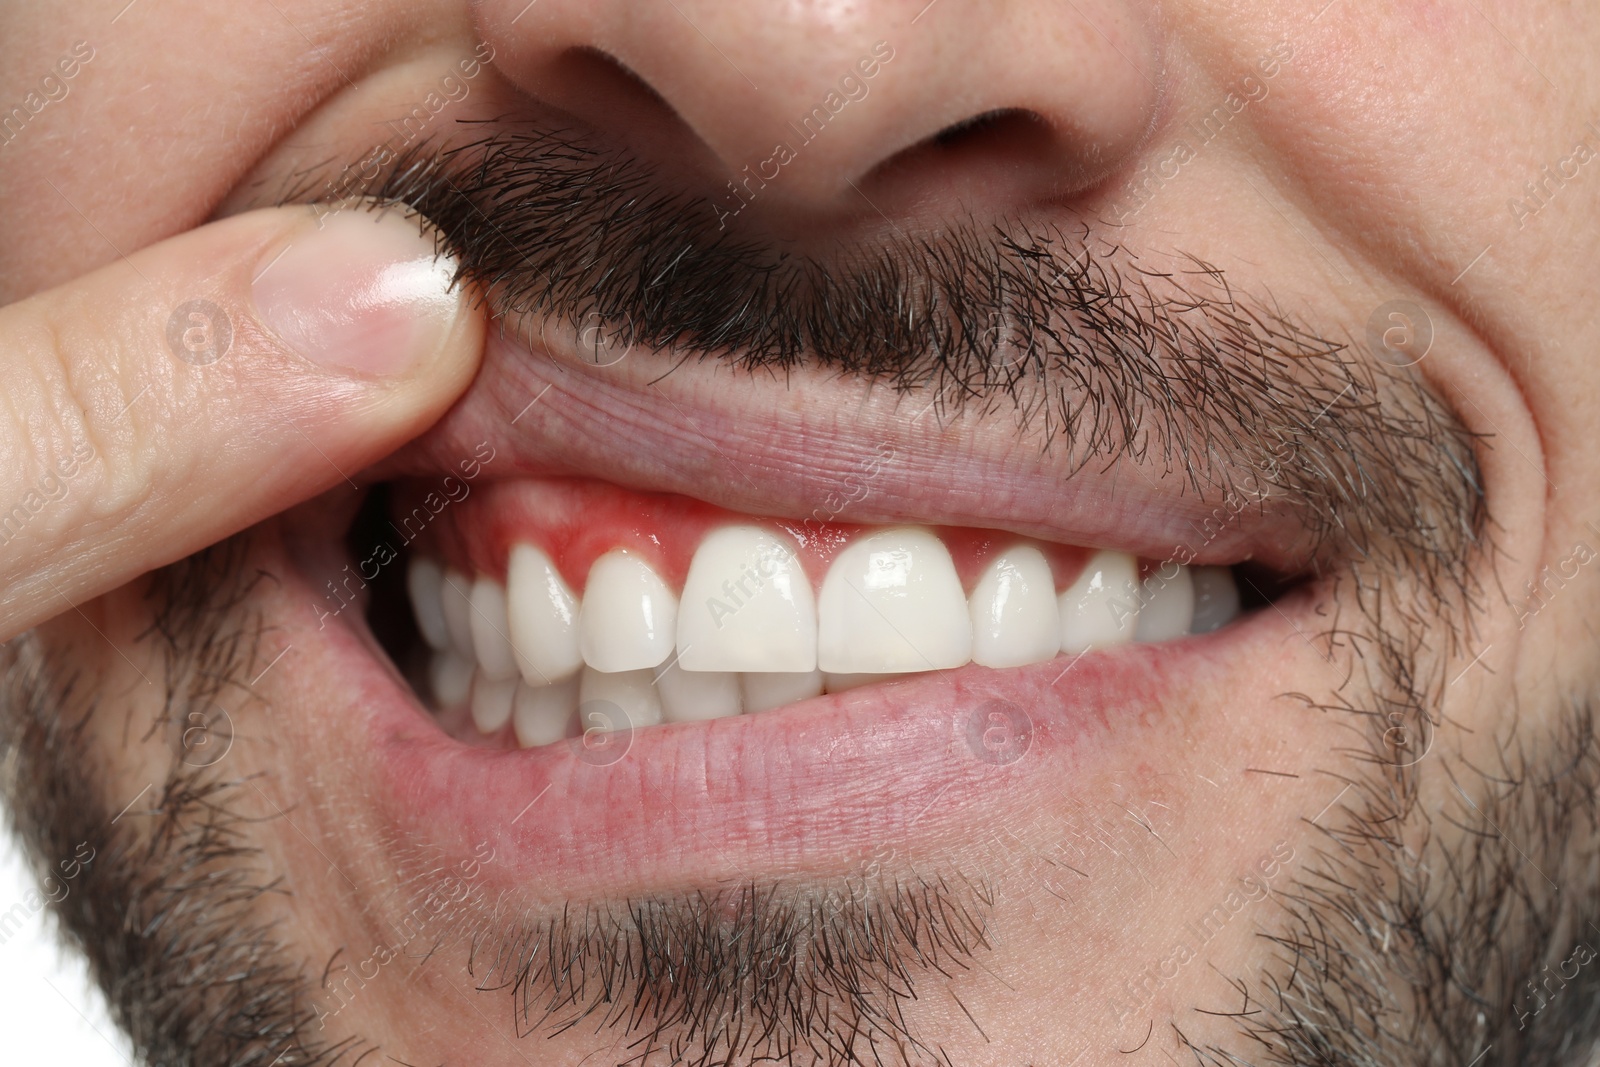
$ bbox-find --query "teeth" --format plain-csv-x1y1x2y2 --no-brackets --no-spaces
468,578,520,681
415,527,1251,742
513,676,578,747
1190,566,1242,634
817,527,973,673
470,673,518,734
742,670,825,712
441,568,477,660
654,660,743,722
676,526,818,672
968,546,1062,668
428,649,474,707
579,551,679,673
506,543,583,684
1059,550,1140,653
824,672,900,693
406,557,451,651
579,667,663,729
1134,564,1195,643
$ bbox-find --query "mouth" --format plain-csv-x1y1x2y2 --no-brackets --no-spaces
250,126,1422,902
274,298,1312,896
395,477,1252,746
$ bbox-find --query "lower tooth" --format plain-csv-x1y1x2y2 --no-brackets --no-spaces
470,673,517,734
655,661,742,722
824,672,900,693
1134,564,1195,643
514,676,578,747
1190,566,1241,634
741,670,825,712
578,667,663,731
429,650,474,708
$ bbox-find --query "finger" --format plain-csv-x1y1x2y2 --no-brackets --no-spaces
0,205,485,640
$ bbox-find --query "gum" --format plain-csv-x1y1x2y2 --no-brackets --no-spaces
393,476,1096,595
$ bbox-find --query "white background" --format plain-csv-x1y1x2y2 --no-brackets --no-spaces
0,823,131,1065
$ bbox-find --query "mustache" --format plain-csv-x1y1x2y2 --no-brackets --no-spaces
0,126,1504,1067
288,122,1485,595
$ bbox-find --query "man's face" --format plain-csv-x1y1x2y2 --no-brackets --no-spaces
2,1,1597,1064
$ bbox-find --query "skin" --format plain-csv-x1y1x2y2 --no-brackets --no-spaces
0,1,1596,1065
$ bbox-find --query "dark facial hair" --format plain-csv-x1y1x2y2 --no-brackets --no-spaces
7,124,1585,1067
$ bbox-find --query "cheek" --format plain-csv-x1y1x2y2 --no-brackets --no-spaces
24,594,179,817
1179,0,1491,267
0,0,478,301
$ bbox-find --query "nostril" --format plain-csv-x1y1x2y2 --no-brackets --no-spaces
864,105,1098,208
523,46,715,176
930,108,1048,149
518,45,700,157
549,46,669,112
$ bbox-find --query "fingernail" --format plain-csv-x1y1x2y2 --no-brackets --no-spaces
252,209,462,378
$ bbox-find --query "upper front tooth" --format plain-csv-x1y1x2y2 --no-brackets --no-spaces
579,551,679,672
1189,566,1241,634
406,557,451,651
1059,550,1139,653
817,527,973,673
1134,563,1195,643
676,526,818,672
968,545,1062,668
469,577,520,680
506,543,584,684
441,568,477,660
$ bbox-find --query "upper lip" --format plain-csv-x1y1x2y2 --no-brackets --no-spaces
343,126,1341,582
368,323,1312,577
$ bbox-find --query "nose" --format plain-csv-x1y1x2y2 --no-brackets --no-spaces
473,0,1161,217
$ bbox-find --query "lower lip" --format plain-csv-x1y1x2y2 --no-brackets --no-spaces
310,565,1279,894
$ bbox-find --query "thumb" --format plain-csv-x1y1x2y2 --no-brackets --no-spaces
0,205,484,640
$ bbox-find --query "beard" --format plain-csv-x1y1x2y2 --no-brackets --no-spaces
3,127,1588,1067
15,535,1599,1067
